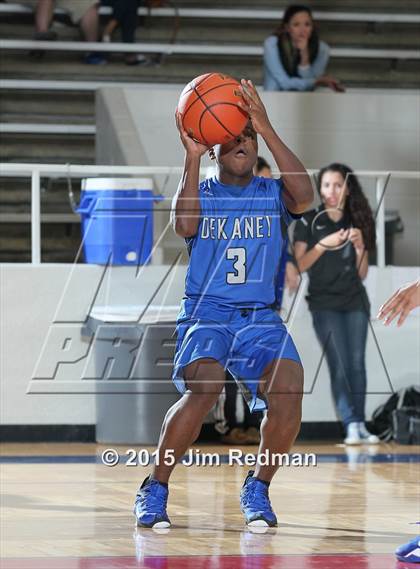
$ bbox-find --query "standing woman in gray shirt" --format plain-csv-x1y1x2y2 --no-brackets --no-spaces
264,5,344,92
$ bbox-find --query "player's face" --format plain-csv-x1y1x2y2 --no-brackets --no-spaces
286,11,313,47
320,170,348,209
215,124,258,177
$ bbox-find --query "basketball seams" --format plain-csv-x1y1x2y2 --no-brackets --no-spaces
179,73,217,112
209,102,248,141
193,86,237,141
194,72,218,91
181,80,239,125
178,73,248,145
198,111,210,147
180,91,206,126
199,103,248,146
199,82,239,98
182,73,213,96
207,102,247,115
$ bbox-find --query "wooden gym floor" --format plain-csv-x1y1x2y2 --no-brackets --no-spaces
0,442,419,569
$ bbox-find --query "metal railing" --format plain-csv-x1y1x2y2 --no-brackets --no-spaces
0,162,419,266
1,39,419,59
1,3,420,23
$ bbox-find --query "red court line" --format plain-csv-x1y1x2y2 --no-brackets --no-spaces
0,554,405,569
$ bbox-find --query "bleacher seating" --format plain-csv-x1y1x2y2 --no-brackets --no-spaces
0,0,419,261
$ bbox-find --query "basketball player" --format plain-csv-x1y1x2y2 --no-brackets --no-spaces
379,279,420,563
134,79,314,528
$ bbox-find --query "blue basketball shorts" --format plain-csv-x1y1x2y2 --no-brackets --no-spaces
172,303,301,412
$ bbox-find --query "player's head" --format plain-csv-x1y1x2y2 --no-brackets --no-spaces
317,163,376,250
212,122,258,178
255,156,272,178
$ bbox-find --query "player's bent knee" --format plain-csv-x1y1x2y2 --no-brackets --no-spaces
186,387,223,414
189,382,223,401
184,358,225,394
267,373,304,401
188,379,224,409
262,361,303,397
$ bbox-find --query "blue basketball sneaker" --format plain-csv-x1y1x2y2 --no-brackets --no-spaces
134,475,171,528
240,470,278,527
395,536,420,563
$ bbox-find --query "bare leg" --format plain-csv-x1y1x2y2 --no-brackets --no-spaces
79,4,99,42
35,0,54,33
103,18,119,41
254,359,304,483
151,358,225,484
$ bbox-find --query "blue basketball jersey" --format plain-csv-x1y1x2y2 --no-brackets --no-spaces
181,175,294,314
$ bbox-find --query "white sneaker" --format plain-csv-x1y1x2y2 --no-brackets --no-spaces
359,422,381,444
344,422,362,445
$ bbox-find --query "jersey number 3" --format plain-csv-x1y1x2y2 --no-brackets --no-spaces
226,247,246,284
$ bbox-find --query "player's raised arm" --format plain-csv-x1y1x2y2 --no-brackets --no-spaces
171,111,209,238
238,79,313,214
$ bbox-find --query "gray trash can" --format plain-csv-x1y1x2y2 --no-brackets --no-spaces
385,209,404,265
81,306,180,444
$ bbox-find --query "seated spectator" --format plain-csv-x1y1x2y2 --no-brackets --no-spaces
101,0,148,65
27,0,103,64
264,4,344,92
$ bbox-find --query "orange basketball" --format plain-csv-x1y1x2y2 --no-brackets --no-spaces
177,73,249,147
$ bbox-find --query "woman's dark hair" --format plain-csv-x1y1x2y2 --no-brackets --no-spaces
317,163,376,251
256,156,271,173
274,5,319,77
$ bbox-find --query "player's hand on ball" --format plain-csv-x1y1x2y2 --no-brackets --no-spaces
237,79,272,136
175,110,209,157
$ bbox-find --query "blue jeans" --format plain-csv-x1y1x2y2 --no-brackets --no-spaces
311,310,369,428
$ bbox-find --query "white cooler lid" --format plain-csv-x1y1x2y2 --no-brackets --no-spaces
81,178,153,191
89,304,179,323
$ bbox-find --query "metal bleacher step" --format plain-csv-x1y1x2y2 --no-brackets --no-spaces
1,51,419,90
0,89,94,116
0,213,79,224
1,18,419,48
174,0,420,12
3,0,420,17
0,123,95,134
0,226,82,263
0,178,81,228
0,131,95,163
2,39,419,60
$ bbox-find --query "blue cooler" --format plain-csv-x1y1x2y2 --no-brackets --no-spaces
77,178,164,265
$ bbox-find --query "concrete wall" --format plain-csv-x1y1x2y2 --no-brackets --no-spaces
96,87,420,266
1,263,418,426
3,89,419,430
